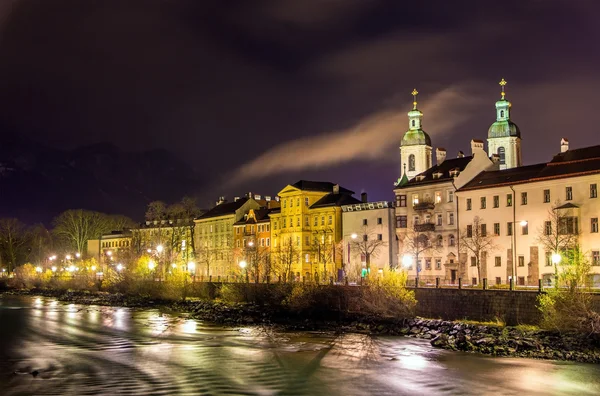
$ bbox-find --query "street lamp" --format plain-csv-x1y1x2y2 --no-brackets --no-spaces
35,266,42,273
551,253,561,265
402,254,413,268
187,261,196,273
75,253,81,259
116,263,124,272
66,254,72,260
239,260,248,282
511,220,528,288
156,245,164,253
148,260,156,270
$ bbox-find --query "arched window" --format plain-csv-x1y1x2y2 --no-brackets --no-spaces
411,120,416,127
449,234,455,247
500,110,504,118
436,235,443,247
498,147,506,165
408,154,416,171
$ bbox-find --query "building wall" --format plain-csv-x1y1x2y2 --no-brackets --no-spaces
488,136,522,170
270,188,329,279
400,145,432,179
342,202,398,280
395,181,460,283
456,173,600,286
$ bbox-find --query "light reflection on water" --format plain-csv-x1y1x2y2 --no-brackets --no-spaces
0,295,599,396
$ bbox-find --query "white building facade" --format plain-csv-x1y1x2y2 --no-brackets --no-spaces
456,141,600,287
341,200,398,280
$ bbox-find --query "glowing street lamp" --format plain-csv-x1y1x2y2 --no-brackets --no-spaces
91,265,97,271
51,266,57,272
402,254,413,268
69,265,76,272
75,253,81,258
66,254,72,260
147,249,152,253
148,260,156,270
351,233,358,239
187,261,196,273
106,251,113,257
116,263,124,272
156,245,164,253
248,241,254,247
239,260,247,269
551,253,561,265
35,266,42,273
519,220,528,227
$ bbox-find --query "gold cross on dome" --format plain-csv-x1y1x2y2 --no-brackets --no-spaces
412,88,418,109
499,78,507,99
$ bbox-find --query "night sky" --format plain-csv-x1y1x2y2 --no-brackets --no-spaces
1,0,599,205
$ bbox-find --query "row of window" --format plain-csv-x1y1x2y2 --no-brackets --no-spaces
274,215,333,230
395,191,454,207
282,197,310,209
199,223,232,234
102,240,130,248
464,216,593,238
466,184,598,211
235,238,271,248
362,218,383,226
467,251,600,268
395,212,455,228
235,224,271,234
405,258,444,271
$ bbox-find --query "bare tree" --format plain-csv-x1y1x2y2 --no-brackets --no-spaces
459,216,497,285
196,242,215,279
400,225,442,281
536,200,580,278
52,210,112,254
145,201,167,222
350,226,388,277
27,224,53,265
0,218,30,272
272,237,301,282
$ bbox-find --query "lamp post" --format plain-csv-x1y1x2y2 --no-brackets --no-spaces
343,233,358,282
239,260,248,283
551,252,561,287
510,220,528,288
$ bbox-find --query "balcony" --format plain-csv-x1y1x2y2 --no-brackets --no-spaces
413,201,435,211
414,222,435,232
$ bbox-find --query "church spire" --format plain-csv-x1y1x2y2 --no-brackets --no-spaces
499,78,507,99
412,88,418,110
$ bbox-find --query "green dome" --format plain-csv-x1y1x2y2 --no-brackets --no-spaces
401,129,432,146
488,120,521,139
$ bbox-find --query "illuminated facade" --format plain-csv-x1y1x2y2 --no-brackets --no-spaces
457,141,600,287
270,181,361,281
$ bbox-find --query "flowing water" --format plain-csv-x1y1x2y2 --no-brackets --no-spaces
1,295,599,395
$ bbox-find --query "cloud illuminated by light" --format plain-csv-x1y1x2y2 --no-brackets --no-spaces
228,85,476,185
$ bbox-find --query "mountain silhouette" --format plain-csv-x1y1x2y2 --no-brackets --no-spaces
0,135,203,224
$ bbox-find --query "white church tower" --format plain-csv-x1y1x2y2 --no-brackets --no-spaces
487,79,522,170
399,89,432,180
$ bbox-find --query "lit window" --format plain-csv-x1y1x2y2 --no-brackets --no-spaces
412,194,419,205
435,191,442,203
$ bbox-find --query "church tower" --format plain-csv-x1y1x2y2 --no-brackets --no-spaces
399,89,432,180
487,79,522,170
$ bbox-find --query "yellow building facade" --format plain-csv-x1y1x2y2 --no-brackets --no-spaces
270,180,361,282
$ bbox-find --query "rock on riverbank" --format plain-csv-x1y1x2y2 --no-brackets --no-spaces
399,318,600,364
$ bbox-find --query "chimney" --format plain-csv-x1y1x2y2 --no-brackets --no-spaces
275,196,280,202
457,151,465,158
561,138,569,153
234,196,240,202
491,154,500,164
265,196,271,201
361,192,368,203
470,139,484,156
333,184,340,194
216,196,226,205
436,148,447,165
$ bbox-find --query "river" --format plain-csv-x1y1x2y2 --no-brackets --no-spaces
0,295,599,395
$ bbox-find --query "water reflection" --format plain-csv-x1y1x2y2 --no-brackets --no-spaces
0,295,599,396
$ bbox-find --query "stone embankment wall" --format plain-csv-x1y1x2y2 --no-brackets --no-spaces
411,288,600,325
167,282,600,326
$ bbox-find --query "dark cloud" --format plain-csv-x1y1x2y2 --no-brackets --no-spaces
0,0,598,207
